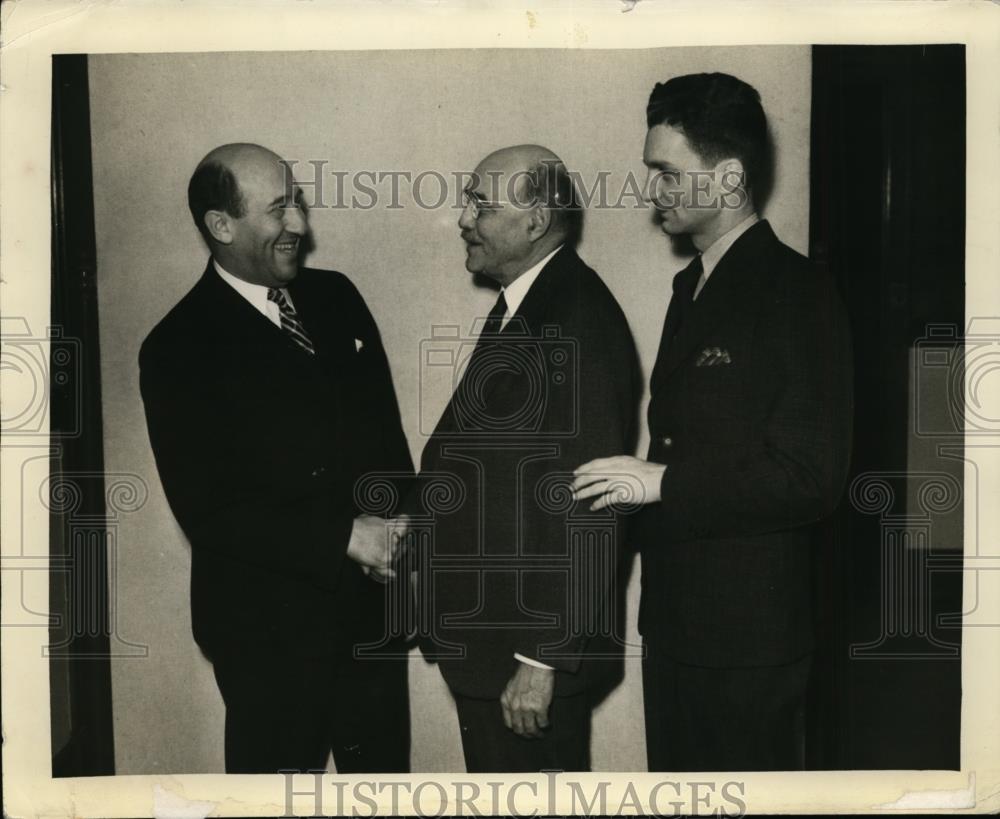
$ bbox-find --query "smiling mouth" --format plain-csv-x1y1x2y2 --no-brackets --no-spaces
274,239,299,255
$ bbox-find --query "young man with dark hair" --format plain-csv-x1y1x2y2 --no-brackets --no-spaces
573,73,853,771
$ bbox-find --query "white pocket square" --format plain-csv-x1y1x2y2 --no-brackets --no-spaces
355,338,364,352
695,347,731,367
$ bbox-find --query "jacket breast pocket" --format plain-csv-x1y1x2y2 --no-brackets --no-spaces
682,354,748,419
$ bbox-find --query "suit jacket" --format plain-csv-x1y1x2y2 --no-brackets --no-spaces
413,246,640,698
632,220,853,668
139,261,413,661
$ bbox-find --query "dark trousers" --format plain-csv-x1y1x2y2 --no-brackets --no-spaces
212,647,410,774
452,692,591,773
642,644,811,772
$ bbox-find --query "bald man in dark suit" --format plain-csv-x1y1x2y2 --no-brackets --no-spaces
140,143,412,774
413,145,639,772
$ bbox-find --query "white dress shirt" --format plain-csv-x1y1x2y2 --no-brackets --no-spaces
217,255,558,670
214,259,298,326
497,245,563,330
692,213,760,300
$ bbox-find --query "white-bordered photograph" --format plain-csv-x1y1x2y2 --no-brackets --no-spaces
2,1,998,816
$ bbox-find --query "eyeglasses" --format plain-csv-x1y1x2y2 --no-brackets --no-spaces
460,189,516,219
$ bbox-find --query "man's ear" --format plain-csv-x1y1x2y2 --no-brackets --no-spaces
713,158,749,211
526,203,552,242
203,210,234,245
716,158,746,193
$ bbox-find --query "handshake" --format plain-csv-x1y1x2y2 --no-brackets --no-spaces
346,514,415,582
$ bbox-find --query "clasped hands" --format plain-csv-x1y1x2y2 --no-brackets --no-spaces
346,514,410,581
346,456,664,735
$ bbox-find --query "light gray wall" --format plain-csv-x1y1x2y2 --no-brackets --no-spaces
91,46,811,774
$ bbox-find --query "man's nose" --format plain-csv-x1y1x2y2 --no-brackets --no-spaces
458,203,476,230
284,205,308,235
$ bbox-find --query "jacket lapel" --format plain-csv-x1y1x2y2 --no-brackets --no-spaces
506,245,575,331
198,261,332,383
427,247,574,442
286,272,349,361
649,260,700,394
198,261,285,347
650,220,777,397
470,246,573,408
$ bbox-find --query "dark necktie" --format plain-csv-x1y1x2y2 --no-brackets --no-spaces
670,254,703,337
650,255,703,390
480,291,508,338
452,292,508,406
682,254,704,306
267,287,316,355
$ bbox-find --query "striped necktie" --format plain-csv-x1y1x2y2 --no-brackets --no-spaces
267,287,316,355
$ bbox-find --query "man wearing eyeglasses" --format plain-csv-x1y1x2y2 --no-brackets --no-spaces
572,73,853,771
412,144,639,772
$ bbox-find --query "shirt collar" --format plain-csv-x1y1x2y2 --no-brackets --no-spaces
501,244,563,320
699,213,760,280
213,258,274,315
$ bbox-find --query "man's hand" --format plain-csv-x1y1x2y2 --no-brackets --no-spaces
571,455,666,511
346,514,408,580
500,663,555,738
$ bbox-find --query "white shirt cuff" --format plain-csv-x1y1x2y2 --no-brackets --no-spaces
514,652,555,670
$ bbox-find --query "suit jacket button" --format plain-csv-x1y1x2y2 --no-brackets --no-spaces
661,436,673,447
